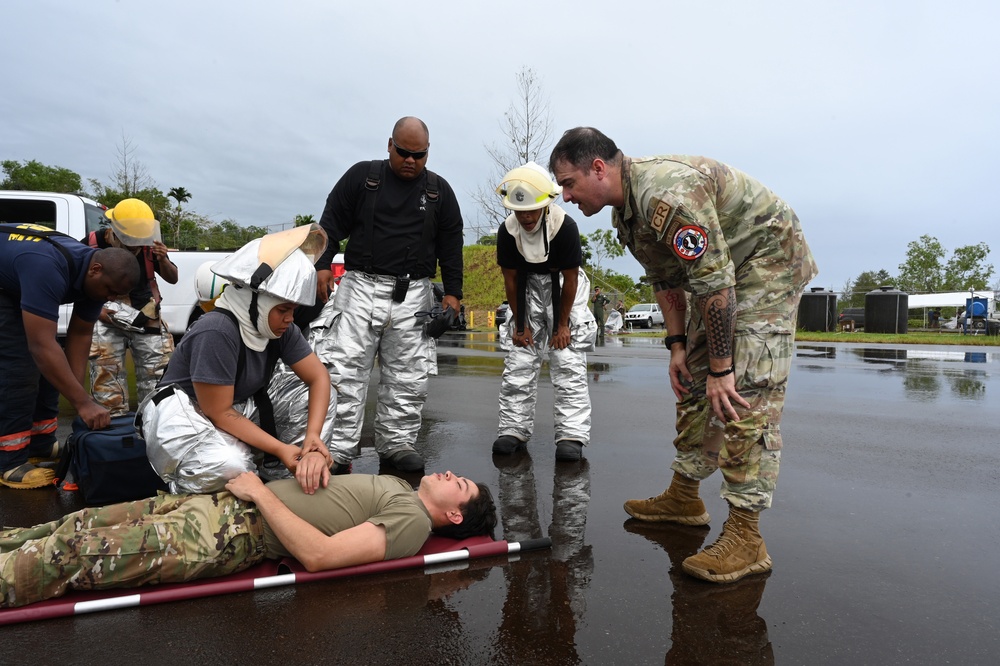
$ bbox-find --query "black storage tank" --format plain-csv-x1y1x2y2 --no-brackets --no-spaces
865,286,908,334
798,287,837,332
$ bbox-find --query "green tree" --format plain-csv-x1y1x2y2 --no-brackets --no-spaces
579,233,592,267
477,233,497,246
845,269,895,307
586,228,624,273
1,159,83,192
294,214,316,227
165,187,193,247
897,235,945,293
601,271,640,305
896,235,994,294
168,187,191,207
943,242,993,291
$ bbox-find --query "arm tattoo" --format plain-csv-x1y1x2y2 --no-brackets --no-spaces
663,290,687,313
696,287,736,360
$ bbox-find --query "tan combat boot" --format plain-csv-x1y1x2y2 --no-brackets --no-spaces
681,505,772,583
623,472,710,525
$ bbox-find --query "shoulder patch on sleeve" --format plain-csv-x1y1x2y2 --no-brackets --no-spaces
672,225,708,261
650,201,675,236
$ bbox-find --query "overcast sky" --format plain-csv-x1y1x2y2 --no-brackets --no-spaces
4,0,997,292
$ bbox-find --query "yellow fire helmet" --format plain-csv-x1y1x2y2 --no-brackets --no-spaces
104,198,162,246
495,162,561,211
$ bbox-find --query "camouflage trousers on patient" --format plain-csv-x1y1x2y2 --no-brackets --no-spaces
0,492,265,608
671,315,797,512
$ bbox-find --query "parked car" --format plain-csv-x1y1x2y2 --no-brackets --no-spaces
624,303,664,328
431,282,466,331
839,307,865,329
495,301,510,330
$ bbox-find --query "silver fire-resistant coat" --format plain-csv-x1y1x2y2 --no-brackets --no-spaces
309,271,437,459
497,267,597,445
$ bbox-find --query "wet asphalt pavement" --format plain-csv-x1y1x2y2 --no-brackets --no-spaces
2,333,999,665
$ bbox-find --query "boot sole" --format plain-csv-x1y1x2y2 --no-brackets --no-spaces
0,475,56,490
622,503,711,525
681,554,773,583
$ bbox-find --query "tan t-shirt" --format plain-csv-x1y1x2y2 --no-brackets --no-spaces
261,475,432,561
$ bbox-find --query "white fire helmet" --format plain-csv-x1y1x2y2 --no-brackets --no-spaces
194,260,228,312
495,162,562,211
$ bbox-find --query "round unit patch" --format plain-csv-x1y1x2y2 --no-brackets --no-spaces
672,225,708,261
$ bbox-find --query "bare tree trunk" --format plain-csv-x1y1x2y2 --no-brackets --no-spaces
469,67,554,242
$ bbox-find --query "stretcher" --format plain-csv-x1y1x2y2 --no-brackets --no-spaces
0,535,550,625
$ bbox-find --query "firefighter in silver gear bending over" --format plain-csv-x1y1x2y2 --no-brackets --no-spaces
492,162,597,462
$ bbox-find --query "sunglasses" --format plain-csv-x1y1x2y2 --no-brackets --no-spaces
391,140,428,160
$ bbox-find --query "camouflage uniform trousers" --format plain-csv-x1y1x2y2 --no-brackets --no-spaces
671,301,802,512
0,491,265,608
89,320,175,417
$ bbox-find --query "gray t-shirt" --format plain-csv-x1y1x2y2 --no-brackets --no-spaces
262,475,433,561
160,309,312,402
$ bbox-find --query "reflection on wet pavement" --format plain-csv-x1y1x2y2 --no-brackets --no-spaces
491,453,592,663
793,343,995,402
623,520,773,665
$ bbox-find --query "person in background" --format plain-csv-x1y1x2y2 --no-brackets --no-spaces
591,287,610,342
86,198,178,416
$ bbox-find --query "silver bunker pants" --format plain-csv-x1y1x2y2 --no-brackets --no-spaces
498,268,597,446
137,385,256,494
312,271,436,459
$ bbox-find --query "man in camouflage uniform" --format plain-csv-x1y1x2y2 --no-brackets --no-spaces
1,468,495,608
550,127,817,584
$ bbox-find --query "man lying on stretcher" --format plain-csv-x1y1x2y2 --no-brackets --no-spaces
0,464,496,608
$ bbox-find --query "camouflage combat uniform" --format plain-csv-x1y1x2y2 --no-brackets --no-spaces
0,492,264,608
613,156,818,511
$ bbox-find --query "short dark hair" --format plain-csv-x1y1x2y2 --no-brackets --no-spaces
433,482,497,540
549,127,622,173
93,247,140,290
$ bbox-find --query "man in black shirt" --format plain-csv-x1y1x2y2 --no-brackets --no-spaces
312,117,464,471
492,162,597,462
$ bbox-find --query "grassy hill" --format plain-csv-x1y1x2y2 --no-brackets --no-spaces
441,244,505,328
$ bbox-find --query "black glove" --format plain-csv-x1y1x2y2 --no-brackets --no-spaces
425,306,456,339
